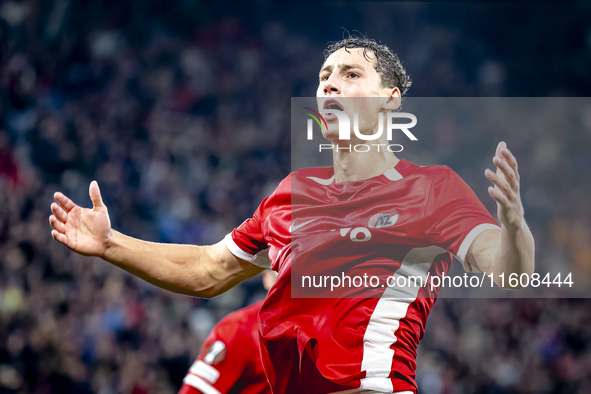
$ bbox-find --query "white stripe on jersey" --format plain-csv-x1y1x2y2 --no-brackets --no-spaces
183,374,222,394
189,360,220,383
330,389,414,394
224,233,270,268
359,245,446,392
383,168,403,181
455,223,501,272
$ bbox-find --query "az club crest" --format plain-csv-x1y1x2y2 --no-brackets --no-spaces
368,211,399,228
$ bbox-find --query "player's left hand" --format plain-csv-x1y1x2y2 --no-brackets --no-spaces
485,141,525,228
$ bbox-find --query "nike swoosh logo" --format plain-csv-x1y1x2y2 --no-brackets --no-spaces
289,218,319,233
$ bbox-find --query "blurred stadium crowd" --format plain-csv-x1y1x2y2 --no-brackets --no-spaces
1,0,591,393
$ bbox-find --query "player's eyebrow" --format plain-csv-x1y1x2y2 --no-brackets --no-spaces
339,63,365,72
319,63,365,76
319,64,333,75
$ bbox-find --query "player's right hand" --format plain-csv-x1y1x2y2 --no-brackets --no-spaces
49,180,112,257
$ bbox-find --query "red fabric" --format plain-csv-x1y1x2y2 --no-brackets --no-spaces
230,160,498,393
179,301,271,394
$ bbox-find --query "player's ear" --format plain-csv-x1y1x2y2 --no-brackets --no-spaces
382,87,401,111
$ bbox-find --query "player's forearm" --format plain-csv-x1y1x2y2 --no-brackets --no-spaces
102,230,224,297
493,218,535,289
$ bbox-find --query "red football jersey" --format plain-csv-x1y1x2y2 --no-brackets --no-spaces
223,159,499,394
178,300,271,394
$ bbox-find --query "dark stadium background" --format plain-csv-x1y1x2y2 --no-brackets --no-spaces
1,0,591,393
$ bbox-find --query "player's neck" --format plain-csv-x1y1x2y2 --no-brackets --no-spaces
332,150,400,183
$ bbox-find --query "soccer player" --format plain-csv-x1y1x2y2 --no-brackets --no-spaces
178,270,276,394
49,37,535,394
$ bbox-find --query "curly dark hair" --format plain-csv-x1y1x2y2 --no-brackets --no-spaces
324,36,412,97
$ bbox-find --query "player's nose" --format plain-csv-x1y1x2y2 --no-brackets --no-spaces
323,86,339,95
322,76,340,96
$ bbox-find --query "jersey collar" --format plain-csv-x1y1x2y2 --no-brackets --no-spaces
307,159,412,186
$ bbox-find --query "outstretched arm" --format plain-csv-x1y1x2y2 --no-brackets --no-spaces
466,141,535,289
49,181,265,298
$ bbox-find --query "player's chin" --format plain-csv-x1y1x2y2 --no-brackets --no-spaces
321,125,341,140
321,136,343,149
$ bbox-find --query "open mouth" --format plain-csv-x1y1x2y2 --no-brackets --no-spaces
323,99,344,111
322,99,344,122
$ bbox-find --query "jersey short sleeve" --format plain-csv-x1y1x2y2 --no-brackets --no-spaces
423,167,500,272
179,321,250,394
223,196,271,268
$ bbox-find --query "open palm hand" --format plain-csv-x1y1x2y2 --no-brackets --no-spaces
49,181,112,257
485,141,525,228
